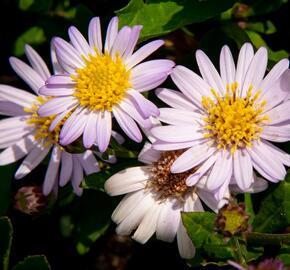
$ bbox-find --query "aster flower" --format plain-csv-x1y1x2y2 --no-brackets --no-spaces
0,44,101,196
228,258,287,270
105,142,230,259
151,43,290,200
38,16,174,152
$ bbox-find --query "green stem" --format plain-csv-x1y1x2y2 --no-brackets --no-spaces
233,237,246,265
244,193,255,224
247,232,290,245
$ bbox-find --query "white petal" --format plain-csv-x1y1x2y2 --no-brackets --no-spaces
111,26,131,57
0,84,36,108
171,143,216,173
68,26,91,57
50,39,64,74
186,153,217,186
150,125,203,143
77,150,100,175
104,16,119,52
158,108,202,126
241,47,268,95
230,174,268,193
138,142,160,165
206,151,233,190
197,189,220,212
155,88,196,111
39,85,75,96
156,200,181,242
259,58,289,97
95,110,112,152
122,25,142,60
233,149,253,190
88,17,102,53
112,190,145,223
196,50,225,95
54,37,85,70
105,166,150,196
220,45,235,85
264,100,290,125
59,151,73,186
59,108,87,145
132,203,161,244
25,44,51,81
9,57,45,94
38,96,78,116
115,191,155,235
83,111,98,148
15,144,51,179
247,141,286,182
112,105,142,142
152,140,205,151
0,135,36,165
71,155,84,196
127,89,159,118
0,101,27,116
43,146,61,195
235,43,254,94
261,124,290,142
125,40,164,70
177,221,195,259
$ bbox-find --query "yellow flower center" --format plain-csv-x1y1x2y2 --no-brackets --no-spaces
72,51,131,111
25,97,69,147
202,82,269,153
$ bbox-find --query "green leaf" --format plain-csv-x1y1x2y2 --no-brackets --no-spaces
73,190,118,254
18,0,34,10
12,255,51,270
182,212,235,260
0,217,13,270
14,27,46,56
116,0,236,41
252,172,290,233
0,164,15,216
18,0,51,12
277,254,290,266
246,30,289,64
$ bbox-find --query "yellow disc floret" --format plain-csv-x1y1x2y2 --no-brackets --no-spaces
72,51,131,111
25,97,69,147
202,83,269,153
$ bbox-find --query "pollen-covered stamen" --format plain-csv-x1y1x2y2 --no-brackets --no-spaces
72,50,131,112
148,151,196,200
202,82,269,153
25,96,69,146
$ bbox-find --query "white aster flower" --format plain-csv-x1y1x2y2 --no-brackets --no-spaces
105,142,230,259
38,16,174,152
151,43,290,200
0,44,101,196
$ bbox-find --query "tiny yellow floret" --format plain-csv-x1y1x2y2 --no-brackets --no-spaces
25,97,69,147
202,83,269,153
72,51,131,111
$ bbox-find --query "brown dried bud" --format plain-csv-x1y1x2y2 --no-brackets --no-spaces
14,186,46,215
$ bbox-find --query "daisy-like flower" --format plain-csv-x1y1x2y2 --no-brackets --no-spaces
0,44,101,196
151,43,290,200
105,142,230,259
38,16,174,152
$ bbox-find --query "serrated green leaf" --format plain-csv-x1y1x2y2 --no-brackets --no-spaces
12,255,51,270
14,27,46,56
0,164,15,216
252,172,290,233
0,217,13,270
182,212,235,260
116,0,235,41
182,212,216,248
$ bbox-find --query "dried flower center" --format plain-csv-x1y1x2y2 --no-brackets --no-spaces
72,51,131,111
202,82,269,153
148,151,196,200
25,97,68,146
